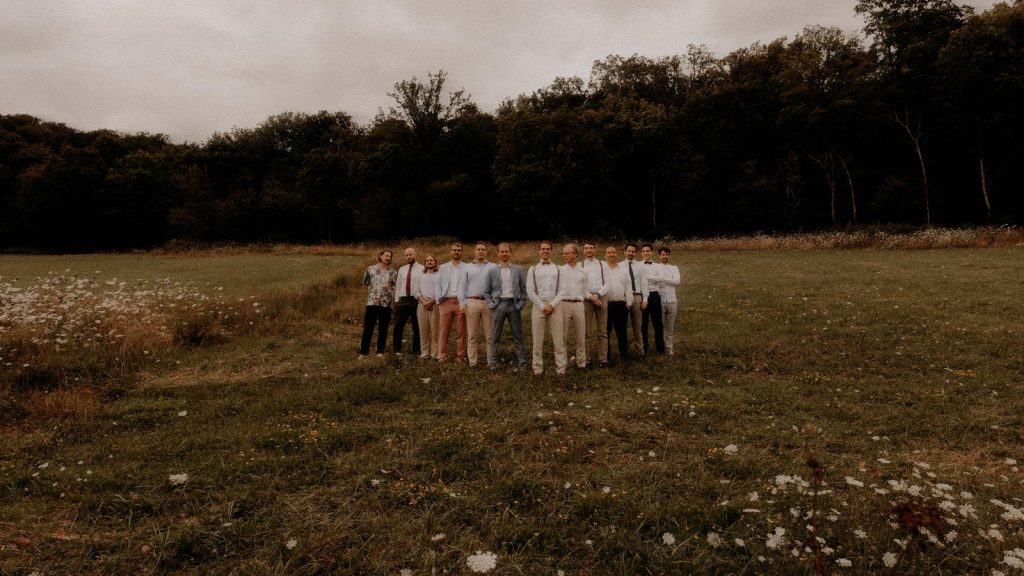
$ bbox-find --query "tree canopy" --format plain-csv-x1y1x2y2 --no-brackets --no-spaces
2,1,1022,251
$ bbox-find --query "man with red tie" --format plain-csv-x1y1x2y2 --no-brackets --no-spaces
393,247,424,356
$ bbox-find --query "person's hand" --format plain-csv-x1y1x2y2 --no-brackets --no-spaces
460,305,467,313
641,302,648,311
543,304,554,316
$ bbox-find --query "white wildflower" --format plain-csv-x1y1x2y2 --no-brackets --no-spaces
882,552,898,568
723,444,738,455
706,532,722,548
747,491,759,502
285,538,297,550
168,473,189,486
177,410,187,417
734,538,745,547
466,551,498,573
602,486,611,494
988,529,1005,542
837,558,852,567
431,533,445,541
400,570,413,576
844,476,864,488
854,529,867,539
766,527,787,550
662,532,676,546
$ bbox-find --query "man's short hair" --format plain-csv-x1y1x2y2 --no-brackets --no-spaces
498,242,511,251
539,240,553,249
451,242,463,249
475,241,487,248
378,249,393,262
624,243,638,251
583,241,596,248
641,242,653,251
659,246,671,255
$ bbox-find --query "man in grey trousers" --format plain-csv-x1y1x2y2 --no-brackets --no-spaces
486,242,528,371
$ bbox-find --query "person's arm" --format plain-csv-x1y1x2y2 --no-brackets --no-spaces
516,266,527,310
596,262,610,298
485,267,499,309
548,267,562,308
362,266,371,286
640,265,650,305
663,265,681,287
526,266,543,309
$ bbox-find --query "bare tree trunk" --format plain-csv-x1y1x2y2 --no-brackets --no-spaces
809,153,837,227
979,156,992,223
893,111,930,226
838,155,857,225
651,173,657,236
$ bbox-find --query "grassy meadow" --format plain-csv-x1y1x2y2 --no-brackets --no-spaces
2,236,1023,575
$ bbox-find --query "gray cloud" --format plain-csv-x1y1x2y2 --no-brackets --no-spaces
0,0,998,142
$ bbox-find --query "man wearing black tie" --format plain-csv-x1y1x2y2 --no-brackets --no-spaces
623,243,649,356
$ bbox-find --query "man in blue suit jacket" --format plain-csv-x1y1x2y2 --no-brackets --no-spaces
486,242,528,371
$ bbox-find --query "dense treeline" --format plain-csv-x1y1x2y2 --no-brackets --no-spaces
2,0,1022,251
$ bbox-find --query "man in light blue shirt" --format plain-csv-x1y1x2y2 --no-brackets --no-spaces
459,241,498,367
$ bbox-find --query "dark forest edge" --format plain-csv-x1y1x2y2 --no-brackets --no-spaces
2,0,1022,252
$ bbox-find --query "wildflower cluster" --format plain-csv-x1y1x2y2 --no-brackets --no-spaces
1,270,263,385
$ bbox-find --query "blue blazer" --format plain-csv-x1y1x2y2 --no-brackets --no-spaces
486,264,527,310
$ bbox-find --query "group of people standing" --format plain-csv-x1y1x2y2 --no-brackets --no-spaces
359,241,681,375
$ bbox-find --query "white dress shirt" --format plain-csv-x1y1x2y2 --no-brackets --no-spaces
624,259,650,304
499,264,513,298
527,261,562,308
659,264,681,303
559,262,588,301
605,263,632,304
395,262,425,299
642,260,663,295
581,257,610,297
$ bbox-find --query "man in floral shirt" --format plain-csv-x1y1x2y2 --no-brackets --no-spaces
360,249,397,357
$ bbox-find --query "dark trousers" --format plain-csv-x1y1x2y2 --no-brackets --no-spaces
490,299,527,368
393,297,420,354
641,292,665,354
606,300,629,361
360,305,391,354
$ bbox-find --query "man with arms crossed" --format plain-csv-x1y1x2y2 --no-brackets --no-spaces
486,242,528,371
581,242,610,367
560,243,588,370
526,241,566,375
623,243,649,356
460,241,497,367
393,247,424,356
436,243,467,363
640,243,666,354
658,247,681,355
603,246,632,363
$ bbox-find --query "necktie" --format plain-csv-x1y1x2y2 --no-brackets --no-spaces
405,265,412,295
629,262,636,292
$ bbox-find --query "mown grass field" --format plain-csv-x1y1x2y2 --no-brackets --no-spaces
2,243,1023,575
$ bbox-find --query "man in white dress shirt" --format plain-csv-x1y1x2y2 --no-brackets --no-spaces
581,242,610,367
603,246,632,362
623,243,649,356
658,247,682,355
560,243,588,370
526,240,566,375
393,247,425,356
640,243,665,354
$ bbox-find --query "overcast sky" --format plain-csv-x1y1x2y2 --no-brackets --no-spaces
1,0,999,143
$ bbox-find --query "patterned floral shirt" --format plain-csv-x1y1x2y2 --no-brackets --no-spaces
363,265,397,307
